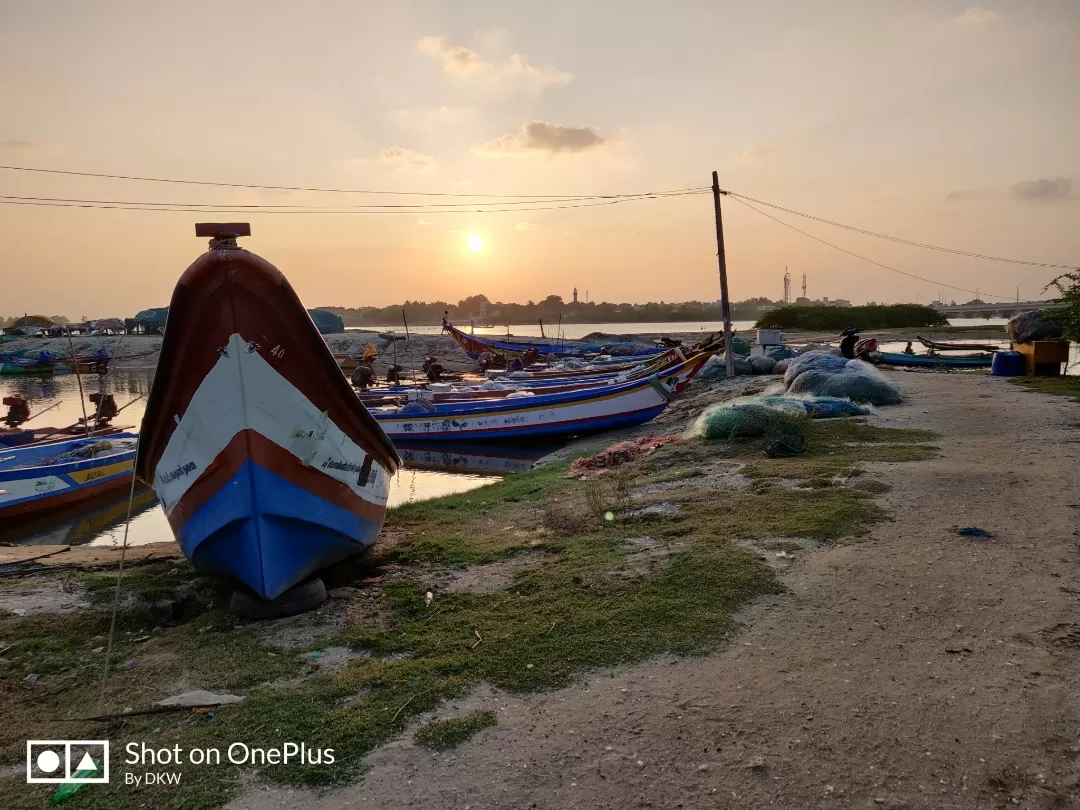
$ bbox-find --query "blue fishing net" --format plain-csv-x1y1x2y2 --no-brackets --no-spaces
783,351,848,387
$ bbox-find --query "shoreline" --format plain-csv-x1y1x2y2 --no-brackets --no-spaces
0,324,1011,374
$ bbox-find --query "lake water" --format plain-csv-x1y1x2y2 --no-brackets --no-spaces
351,317,1010,340
0,369,507,548
2,316,1070,549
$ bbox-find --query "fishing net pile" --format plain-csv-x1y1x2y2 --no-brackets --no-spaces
697,354,754,380
567,435,681,478
689,394,870,442
1007,310,1063,343
782,351,902,406
12,439,132,469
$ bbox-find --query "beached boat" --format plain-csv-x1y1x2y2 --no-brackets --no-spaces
370,351,711,441
0,424,134,448
135,223,402,603
443,319,662,361
880,352,992,368
1,357,59,375
0,433,138,522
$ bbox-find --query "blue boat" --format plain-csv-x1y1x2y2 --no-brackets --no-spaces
370,351,711,441
135,225,401,603
880,352,992,369
0,433,138,522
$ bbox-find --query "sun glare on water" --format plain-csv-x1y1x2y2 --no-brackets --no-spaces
467,234,484,252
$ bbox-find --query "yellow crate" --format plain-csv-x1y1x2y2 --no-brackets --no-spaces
1013,341,1070,376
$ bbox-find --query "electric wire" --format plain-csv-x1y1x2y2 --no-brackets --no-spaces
728,194,1018,301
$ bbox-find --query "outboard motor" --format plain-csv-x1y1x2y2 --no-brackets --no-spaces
89,392,118,424
2,396,30,427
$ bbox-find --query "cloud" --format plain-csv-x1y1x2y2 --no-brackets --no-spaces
949,7,999,26
416,36,489,77
418,218,433,226
416,35,572,91
497,54,572,89
741,145,780,167
377,146,437,173
1010,177,1072,201
4,138,63,156
473,122,606,158
512,221,539,232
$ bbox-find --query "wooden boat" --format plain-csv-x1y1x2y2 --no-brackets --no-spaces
916,336,1004,353
880,351,992,368
370,351,711,441
135,223,402,602
0,433,138,522
1,357,59,375
444,319,662,361
0,424,134,448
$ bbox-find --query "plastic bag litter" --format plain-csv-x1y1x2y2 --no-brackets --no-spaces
783,351,848,387
746,355,777,375
567,435,681,477
815,360,902,406
1007,310,1063,343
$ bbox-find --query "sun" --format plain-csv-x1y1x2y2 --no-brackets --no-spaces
467,234,484,252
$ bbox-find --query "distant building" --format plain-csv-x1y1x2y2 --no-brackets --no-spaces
573,287,578,304
820,297,852,308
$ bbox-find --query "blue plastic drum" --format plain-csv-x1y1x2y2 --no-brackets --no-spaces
991,350,1025,377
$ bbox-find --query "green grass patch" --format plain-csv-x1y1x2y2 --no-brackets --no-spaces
854,479,891,495
1009,376,1080,403
415,710,498,750
0,418,931,808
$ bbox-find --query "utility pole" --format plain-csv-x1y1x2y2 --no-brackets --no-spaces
711,171,735,378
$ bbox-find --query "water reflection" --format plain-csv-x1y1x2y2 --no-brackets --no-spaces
0,365,545,548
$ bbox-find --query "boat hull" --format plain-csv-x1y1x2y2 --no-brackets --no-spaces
372,353,709,441
444,322,661,361
880,352,992,368
136,239,401,601
0,433,138,522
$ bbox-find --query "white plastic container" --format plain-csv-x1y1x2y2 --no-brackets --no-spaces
757,329,782,346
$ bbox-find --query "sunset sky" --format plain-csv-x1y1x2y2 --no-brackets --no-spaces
1,0,1078,319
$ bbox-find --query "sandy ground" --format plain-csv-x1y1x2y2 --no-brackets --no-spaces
226,371,1080,810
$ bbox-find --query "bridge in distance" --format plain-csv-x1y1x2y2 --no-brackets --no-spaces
932,301,1063,318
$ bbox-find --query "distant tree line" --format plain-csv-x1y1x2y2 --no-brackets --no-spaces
315,295,781,327
755,305,950,331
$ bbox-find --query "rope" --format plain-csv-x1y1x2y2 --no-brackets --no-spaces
96,433,143,713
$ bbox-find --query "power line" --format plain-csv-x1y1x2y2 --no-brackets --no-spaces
728,195,1017,301
724,190,1077,271
0,190,709,215
0,189,702,210
0,164,707,200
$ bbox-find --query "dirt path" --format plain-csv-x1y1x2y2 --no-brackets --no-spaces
228,371,1080,810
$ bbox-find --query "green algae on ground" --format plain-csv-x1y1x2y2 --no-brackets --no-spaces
1009,376,1080,403
415,710,497,750
0,418,934,809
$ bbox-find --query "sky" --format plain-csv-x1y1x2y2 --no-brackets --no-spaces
1,0,1078,319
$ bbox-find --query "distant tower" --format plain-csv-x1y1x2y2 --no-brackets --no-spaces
783,268,791,304
573,287,578,304
802,271,807,300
